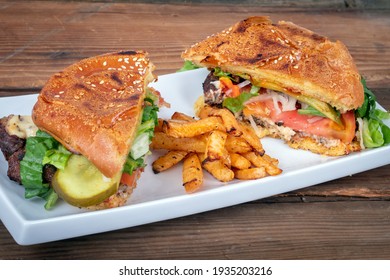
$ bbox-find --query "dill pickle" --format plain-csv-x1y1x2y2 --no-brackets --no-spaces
52,155,121,207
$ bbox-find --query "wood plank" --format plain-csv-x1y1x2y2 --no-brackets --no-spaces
0,3,389,91
1,200,389,259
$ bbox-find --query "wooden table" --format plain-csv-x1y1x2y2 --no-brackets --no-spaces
0,1,389,259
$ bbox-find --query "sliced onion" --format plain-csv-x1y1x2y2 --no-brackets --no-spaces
237,79,251,88
243,89,297,115
356,117,365,150
247,114,264,138
307,116,323,124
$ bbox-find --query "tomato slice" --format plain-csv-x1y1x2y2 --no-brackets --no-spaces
219,77,240,97
120,168,143,186
244,100,356,143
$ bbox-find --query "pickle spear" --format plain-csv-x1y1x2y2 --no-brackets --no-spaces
52,155,121,207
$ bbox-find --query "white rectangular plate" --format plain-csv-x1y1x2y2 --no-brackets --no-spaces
1,68,389,245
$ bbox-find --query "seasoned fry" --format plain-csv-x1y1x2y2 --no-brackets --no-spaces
201,157,234,182
209,108,243,137
205,130,228,161
197,105,213,119
171,112,195,122
230,153,251,170
234,167,267,180
151,132,206,153
162,117,225,138
152,150,188,174
239,123,265,154
151,106,283,193
262,153,279,166
154,118,164,132
225,135,252,154
243,151,282,176
182,153,203,193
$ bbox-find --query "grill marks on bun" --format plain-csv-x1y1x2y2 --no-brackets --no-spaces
182,16,364,112
33,51,156,178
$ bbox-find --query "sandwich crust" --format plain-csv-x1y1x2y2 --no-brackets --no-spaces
32,51,156,178
182,16,364,111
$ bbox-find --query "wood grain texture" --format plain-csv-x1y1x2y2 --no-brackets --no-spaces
1,201,389,259
0,1,389,259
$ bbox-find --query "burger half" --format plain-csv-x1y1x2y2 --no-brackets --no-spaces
0,51,166,209
182,16,389,156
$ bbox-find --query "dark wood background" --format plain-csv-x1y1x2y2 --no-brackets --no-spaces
0,0,389,259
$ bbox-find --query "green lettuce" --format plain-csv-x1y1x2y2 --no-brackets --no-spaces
20,130,70,209
127,95,159,173
356,78,390,148
177,60,200,72
222,90,259,114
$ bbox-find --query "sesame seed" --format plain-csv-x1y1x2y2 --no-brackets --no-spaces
274,60,278,64
293,65,299,69
278,56,283,61
121,65,126,69
99,80,105,84
78,67,83,71
54,95,60,98
91,84,96,87
59,91,64,94
118,58,123,62
103,61,107,66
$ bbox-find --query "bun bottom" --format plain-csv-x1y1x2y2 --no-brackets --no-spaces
287,135,361,156
86,183,137,210
87,170,142,210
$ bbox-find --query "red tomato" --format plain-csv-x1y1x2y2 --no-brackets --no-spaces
244,100,356,143
120,169,142,186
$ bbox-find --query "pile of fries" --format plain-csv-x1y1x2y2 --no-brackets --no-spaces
151,106,282,193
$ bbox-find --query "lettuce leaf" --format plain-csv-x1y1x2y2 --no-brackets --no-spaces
177,60,200,72
20,130,69,209
222,91,259,114
357,78,390,148
127,96,160,173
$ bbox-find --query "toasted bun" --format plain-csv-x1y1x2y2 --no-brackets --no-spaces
287,135,361,156
32,51,156,178
182,16,364,111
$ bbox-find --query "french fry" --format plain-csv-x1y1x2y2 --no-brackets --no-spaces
151,132,206,153
243,151,282,176
234,167,267,180
171,112,195,122
205,130,228,161
197,105,213,119
208,108,243,137
262,153,279,166
162,117,225,138
238,123,265,154
225,135,252,154
230,153,251,170
201,156,234,182
154,118,164,132
152,150,188,174
182,153,203,193
151,106,283,192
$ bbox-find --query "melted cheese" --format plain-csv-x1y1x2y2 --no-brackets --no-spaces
6,115,38,139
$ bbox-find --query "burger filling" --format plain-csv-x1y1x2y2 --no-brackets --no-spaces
0,89,162,209
202,68,390,149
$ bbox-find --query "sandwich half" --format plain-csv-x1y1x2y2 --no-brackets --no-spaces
1,50,164,209
182,16,365,156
